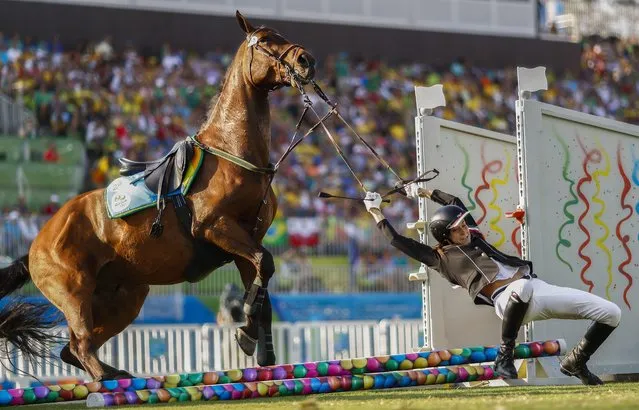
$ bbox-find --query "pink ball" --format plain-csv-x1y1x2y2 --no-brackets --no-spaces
366,358,380,371
405,353,419,361
327,364,342,376
231,390,243,400
457,367,469,381
484,367,494,379
306,369,318,377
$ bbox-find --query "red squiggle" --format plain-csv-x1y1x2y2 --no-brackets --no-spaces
511,226,522,256
474,145,503,225
615,143,633,310
575,136,601,292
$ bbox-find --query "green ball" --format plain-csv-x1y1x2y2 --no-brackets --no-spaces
515,344,531,359
46,391,59,401
351,377,363,390
180,380,193,387
461,348,472,358
446,371,457,383
168,388,181,398
351,367,365,375
148,395,159,404
317,362,329,376
218,376,230,384
23,390,36,404
179,392,190,402
385,360,399,371
294,380,304,394
279,385,289,395
188,373,203,384
293,366,307,378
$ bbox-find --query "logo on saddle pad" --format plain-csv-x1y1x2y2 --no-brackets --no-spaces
110,193,131,214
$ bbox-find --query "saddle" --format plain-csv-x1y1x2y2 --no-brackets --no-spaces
119,140,195,237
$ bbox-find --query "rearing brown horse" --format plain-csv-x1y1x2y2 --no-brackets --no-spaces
0,12,315,381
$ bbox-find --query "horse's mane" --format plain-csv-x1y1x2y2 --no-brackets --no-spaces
198,92,221,134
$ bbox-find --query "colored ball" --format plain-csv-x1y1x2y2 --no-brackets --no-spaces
446,370,457,383
449,348,463,355
310,378,322,392
374,375,385,389
543,341,559,355
243,368,257,382
125,391,138,403
203,372,219,385
317,362,329,376
457,367,469,381
470,351,487,363
363,376,374,389
475,366,485,379
514,344,531,359
367,358,380,371
439,350,452,361
399,376,412,387
352,358,367,369
450,355,464,365
132,378,148,391
33,386,49,399
436,373,447,383
46,391,59,401
114,394,128,405
118,379,132,389
102,380,118,391
188,373,203,384
218,376,230,384
484,348,498,361
257,369,272,381
383,375,396,388
59,389,74,401
165,375,180,386
399,360,413,370
529,342,543,357
73,385,89,399
352,376,365,390
484,367,494,379
327,377,341,390
376,356,389,364
406,353,419,361
341,376,352,391
327,364,342,376
257,383,269,396
425,373,436,384
414,357,428,369
352,367,365,375
340,360,353,370
22,390,36,404
416,372,427,385
293,366,307,378
465,366,478,381
136,390,150,401
385,359,399,371
273,367,288,380
85,382,102,393
148,394,159,404
427,352,441,367
460,348,472,358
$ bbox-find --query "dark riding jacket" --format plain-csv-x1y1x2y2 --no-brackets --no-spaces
377,189,534,306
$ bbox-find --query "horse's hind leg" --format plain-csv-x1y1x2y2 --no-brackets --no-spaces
235,247,276,366
59,283,149,379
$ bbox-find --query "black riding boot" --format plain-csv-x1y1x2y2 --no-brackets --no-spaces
560,322,616,385
494,293,529,379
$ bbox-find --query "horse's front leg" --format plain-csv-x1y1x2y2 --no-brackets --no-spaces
201,218,276,365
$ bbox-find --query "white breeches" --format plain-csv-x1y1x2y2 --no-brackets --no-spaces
493,278,621,327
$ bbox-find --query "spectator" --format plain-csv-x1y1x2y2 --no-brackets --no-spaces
41,194,60,215
42,142,59,162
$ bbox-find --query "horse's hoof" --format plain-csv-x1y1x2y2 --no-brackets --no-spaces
235,328,257,356
257,349,276,366
95,370,133,382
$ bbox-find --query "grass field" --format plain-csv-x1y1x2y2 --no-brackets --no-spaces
29,382,639,409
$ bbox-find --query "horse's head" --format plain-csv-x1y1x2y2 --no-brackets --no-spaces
236,11,316,90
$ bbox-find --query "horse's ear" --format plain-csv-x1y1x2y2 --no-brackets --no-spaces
236,11,255,34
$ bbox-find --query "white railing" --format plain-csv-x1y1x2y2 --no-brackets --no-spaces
0,93,36,137
0,320,423,386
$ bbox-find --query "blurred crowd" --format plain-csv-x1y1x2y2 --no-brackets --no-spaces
2,31,639,225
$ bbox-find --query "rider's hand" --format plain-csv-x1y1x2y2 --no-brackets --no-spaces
405,184,419,199
364,192,383,213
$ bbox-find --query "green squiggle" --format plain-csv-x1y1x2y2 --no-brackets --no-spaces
553,131,578,272
455,135,476,211
591,140,613,300
488,150,510,248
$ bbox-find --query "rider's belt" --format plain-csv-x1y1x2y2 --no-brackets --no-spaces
490,271,532,303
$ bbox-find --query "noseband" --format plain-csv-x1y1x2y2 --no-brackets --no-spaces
245,28,305,90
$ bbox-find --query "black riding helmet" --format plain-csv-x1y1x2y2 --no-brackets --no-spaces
429,205,470,244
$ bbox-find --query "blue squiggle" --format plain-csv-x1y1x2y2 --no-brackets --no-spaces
632,150,639,242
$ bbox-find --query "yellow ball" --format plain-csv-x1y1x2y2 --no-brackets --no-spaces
73,385,89,399
399,360,413,370
363,376,374,389
165,374,180,385
340,360,353,370
414,357,428,369
136,390,150,401
228,370,243,381
426,374,436,384
449,349,463,355
352,358,367,369
257,383,269,396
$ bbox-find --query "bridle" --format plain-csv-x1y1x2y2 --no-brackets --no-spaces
244,27,306,91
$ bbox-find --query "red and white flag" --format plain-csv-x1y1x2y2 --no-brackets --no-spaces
287,217,320,247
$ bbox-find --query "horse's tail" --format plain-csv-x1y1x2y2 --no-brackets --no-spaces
0,255,63,370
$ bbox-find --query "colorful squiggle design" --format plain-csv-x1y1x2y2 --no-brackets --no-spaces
590,140,613,300
575,136,601,292
474,145,503,226
552,131,578,272
632,150,639,241
615,143,633,310
511,225,522,256
454,136,476,211
487,150,511,248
